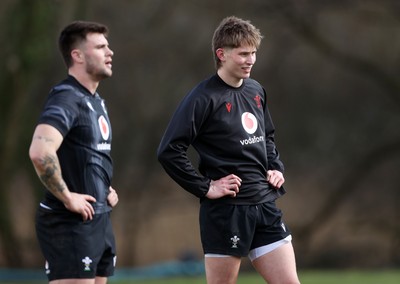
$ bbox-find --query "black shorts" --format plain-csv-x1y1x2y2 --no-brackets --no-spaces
35,206,116,281
199,201,291,257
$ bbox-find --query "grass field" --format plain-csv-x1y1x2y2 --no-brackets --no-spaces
116,270,400,284
2,270,400,284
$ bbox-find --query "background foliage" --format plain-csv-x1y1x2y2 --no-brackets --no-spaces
0,0,399,269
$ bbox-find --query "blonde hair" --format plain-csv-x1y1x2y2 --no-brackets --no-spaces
212,16,263,69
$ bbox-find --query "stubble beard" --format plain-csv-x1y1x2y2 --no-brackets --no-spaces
86,64,112,81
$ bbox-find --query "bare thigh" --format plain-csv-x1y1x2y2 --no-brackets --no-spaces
251,242,300,284
49,277,107,284
205,256,241,284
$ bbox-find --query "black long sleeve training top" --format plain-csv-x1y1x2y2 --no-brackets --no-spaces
157,74,285,205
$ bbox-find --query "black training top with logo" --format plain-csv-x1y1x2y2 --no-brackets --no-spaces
157,74,285,205
38,75,113,213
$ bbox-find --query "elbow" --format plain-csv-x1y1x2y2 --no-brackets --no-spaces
29,145,39,163
29,144,48,168
29,148,43,168
157,144,175,169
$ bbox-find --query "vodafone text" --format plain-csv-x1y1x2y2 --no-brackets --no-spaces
240,135,264,145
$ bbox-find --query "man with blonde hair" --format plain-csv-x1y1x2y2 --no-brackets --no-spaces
158,16,300,283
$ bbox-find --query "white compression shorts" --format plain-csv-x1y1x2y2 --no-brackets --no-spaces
205,235,292,262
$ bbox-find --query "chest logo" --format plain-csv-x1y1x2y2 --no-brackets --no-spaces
101,100,108,114
254,95,262,108
226,102,232,113
86,102,94,112
98,115,110,140
241,112,258,134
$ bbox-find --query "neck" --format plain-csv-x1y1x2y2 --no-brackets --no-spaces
217,69,243,88
68,69,99,95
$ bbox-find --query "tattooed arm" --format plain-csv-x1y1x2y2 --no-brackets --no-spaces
29,124,96,220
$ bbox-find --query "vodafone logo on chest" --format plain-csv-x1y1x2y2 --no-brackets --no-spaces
241,112,258,134
98,115,110,140
239,112,264,146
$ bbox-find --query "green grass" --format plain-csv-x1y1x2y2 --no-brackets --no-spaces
2,270,400,284
110,270,400,284
299,270,400,284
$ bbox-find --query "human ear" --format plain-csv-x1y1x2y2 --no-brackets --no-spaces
71,49,84,63
216,48,225,62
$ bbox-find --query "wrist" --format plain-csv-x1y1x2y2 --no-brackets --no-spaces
206,181,215,198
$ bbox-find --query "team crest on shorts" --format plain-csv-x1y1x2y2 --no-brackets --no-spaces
82,256,93,271
230,235,240,248
45,260,50,275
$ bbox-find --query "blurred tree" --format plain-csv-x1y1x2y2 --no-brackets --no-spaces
0,0,399,268
262,0,400,266
0,0,57,266
0,0,89,267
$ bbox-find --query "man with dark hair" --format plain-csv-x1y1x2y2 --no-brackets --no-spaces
29,21,118,284
158,16,300,284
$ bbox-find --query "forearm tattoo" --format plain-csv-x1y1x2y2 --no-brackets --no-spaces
38,155,66,194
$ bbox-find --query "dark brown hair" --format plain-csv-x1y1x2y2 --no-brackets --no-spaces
59,21,109,67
